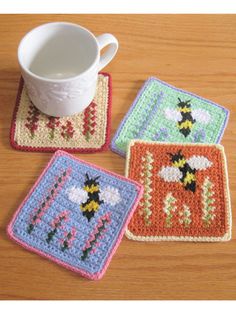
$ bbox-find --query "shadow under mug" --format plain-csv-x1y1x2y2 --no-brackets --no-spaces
18,22,119,117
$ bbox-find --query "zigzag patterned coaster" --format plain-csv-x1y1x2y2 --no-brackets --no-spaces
7,150,143,280
111,77,229,156
10,73,112,153
125,140,231,242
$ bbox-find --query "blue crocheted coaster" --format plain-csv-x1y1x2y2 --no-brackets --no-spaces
111,77,229,156
7,151,143,280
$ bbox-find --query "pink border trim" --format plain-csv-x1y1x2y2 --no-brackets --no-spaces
10,72,112,153
6,150,144,280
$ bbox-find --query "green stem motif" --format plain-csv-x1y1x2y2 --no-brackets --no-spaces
49,129,55,140
201,177,216,227
81,213,111,261
163,193,177,228
27,170,70,234
46,211,69,244
139,151,154,226
179,205,191,227
46,228,57,243
82,102,96,142
61,227,77,252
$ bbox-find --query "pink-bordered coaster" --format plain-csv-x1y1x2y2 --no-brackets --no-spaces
7,150,143,280
10,73,112,153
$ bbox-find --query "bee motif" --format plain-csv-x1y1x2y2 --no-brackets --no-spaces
158,150,212,192
67,173,121,221
164,98,211,137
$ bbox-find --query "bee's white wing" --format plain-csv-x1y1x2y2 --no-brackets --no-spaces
164,108,182,122
158,166,182,182
192,109,211,124
67,186,88,204
187,156,212,170
100,186,121,206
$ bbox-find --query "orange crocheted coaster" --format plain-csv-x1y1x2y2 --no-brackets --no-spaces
126,140,231,242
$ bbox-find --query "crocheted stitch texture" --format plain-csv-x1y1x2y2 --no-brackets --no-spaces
10,73,112,153
7,150,143,280
125,140,231,242
111,77,229,156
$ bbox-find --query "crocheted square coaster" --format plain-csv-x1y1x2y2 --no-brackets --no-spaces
111,77,229,156
7,150,143,280
10,73,112,153
125,140,231,242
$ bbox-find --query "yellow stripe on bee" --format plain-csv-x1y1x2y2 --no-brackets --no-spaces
177,120,193,129
83,184,99,193
178,106,191,113
183,172,196,186
173,159,186,168
80,200,100,212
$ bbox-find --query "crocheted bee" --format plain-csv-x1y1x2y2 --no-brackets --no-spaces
158,150,212,192
164,98,211,137
67,173,121,221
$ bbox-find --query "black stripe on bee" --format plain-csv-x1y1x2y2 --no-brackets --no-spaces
168,150,196,192
80,173,104,221
177,98,196,137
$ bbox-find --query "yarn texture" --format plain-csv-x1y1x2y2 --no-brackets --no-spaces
111,77,229,156
10,73,112,153
125,140,231,242
7,150,143,280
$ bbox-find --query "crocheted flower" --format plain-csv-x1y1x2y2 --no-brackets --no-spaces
24,103,40,138
193,129,206,143
81,212,111,261
46,211,69,244
27,169,71,234
179,205,192,227
61,121,75,140
163,193,177,227
60,227,77,251
153,128,168,141
139,151,154,226
202,177,216,226
46,117,60,140
82,101,97,141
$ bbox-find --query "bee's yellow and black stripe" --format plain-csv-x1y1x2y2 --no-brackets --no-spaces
177,98,196,137
80,174,104,221
169,150,196,192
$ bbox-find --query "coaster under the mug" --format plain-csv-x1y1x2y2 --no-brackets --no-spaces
10,73,112,153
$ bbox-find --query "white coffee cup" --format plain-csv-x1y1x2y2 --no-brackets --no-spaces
18,22,118,117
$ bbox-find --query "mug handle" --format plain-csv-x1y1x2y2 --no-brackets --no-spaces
96,34,119,71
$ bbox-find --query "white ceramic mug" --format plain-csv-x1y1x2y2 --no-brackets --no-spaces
18,22,118,117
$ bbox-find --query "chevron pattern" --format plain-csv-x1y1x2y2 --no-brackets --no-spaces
201,177,216,227
82,101,97,141
139,151,154,226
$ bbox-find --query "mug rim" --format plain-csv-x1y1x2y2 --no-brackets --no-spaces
18,22,100,83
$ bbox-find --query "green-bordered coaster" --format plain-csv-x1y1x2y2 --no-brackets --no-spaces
111,77,229,156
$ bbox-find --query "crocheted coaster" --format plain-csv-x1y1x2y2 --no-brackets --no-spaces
125,140,231,242
111,77,229,156
7,150,143,280
10,73,112,153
